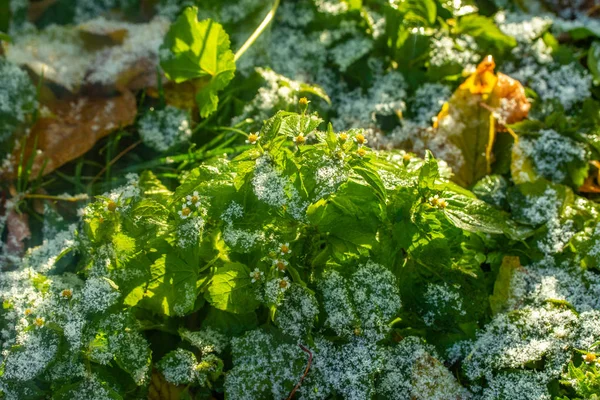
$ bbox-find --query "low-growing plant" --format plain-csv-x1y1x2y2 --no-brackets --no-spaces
0,107,532,398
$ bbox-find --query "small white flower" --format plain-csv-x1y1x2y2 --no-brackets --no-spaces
278,276,290,292
279,242,291,255
186,191,201,208
250,268,264,283
292,134,306,145
178,204,191,219
272,259,288,271
246,133,260,144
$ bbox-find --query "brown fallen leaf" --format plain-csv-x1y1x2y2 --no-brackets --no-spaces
27,0,58,23
433,55,530,187
5,90,137,180
5,209,31,256
579,160,600,193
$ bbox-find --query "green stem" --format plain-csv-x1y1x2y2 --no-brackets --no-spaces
24,194,89,202
234,0,280,62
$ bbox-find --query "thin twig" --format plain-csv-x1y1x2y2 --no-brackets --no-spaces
90,140,142,186
234,0,280,62
287,344,313,400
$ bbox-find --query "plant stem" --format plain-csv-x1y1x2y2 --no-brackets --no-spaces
287,344,313,400
234,0,280,62
24,194,89,202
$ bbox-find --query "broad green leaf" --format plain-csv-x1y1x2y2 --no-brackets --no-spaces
395,0,436,26
587,41,600,83
307,179,384,247
457,15,517,53
159,7,236,117
443,193,532,240
204,262,260,314
139,171,172,201
471,175,508,208
136,250,199,317
112,331,152,385
352,165,386,201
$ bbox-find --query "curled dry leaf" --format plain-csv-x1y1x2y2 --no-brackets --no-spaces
5,209,31,256
7,90,137,180
433,55,530,187
579,160,600,193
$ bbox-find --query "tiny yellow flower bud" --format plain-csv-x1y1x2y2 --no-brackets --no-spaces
34,317,44,327
584,352,597,363
181,207,191,217
356,147,367,158
355,133,367,145
279,279,289,289
338,133,348,142
24,308,32,316
299,97,309,106
61,289,73,299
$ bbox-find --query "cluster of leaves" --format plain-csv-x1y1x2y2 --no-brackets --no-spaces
0,107,534,398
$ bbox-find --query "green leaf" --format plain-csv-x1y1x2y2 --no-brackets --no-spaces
352,165,386,201
159,7,236,117
307,179,384,248
136,249,199,317
457,15,517,53
443,193,532,240
204,262,260,314
139,171,172,201
587,42,600,84
112,331,152,385
325,122,337,152
397,0,437,26
489,255,520,315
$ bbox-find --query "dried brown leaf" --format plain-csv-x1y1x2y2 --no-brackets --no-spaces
433,56,530,187
579,160,600,193
6,209,30,256
8,91,136,179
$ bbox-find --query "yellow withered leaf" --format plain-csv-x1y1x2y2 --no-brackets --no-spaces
433,55,530,187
